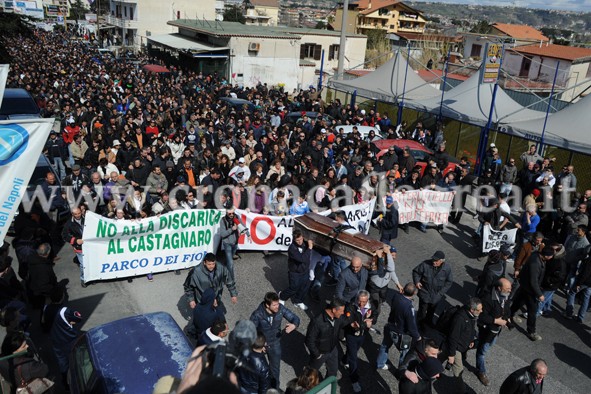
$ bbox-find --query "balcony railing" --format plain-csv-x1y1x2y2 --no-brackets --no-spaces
106,15,138,29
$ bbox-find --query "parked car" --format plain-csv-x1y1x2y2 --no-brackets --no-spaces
219,97,256,114
0,88,41,120
68,312,193,394
283,111,334,125
373,139,460,176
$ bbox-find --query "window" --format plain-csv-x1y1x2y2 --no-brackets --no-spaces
470,44,482,58
520,58,532,77
328,44,339,61
73,341,95,391
300,44,322,60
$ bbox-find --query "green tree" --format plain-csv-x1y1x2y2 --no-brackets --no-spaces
69,0,88,21
224,5,246,24
0,13,34,63
315,21,326,29
470,20,490,34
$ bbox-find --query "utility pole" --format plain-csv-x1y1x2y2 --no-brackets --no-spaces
336,0,350,79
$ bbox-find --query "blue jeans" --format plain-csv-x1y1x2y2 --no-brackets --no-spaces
476,333,498,374
376,324,408,368
223,243,237,280
566,285,591,320
537,290,555,314
51,157,67,180
77,252,84,281
565,260,582,291
499,182,513,195
266,341,281,388
330,256,348,279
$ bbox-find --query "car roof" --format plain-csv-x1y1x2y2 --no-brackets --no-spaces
0,88,41,119
86,312,192,393
373,139,431,153
220,97,253,105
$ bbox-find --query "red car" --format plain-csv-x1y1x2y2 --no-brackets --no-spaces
373,139,459,176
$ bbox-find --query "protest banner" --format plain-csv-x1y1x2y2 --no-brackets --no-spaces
482,225,517,253
0,118,55,243
236,198,376,251
390,190,454,225
82,210,222,281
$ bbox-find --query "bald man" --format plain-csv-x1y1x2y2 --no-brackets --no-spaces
336,257,368,303
475,278,513,386
501,359,547,393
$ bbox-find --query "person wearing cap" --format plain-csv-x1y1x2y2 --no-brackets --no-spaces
368,245,403,325
376,283,421,371
378,196,399,245
398,356,443,394
475,278,513,386
50,306,83,385
411,251,453,327
229,157,252,183
510,246,555,341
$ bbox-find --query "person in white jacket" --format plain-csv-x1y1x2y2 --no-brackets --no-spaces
167,134,186,164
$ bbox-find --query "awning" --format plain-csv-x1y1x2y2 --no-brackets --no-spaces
143,64,170,73
147,33,228,53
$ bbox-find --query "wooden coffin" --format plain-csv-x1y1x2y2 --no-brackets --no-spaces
293,212,387,268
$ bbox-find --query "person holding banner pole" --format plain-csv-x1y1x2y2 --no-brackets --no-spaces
219,207,249,280
61,208,86,288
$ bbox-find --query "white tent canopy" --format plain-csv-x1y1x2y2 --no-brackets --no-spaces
404,70,546,127
328,51,441,103
501,93,591,154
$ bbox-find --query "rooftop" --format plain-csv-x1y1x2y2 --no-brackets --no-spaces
491,23,549,42
510,43,591,63
249,0,279,7
395,32,462,42
169,20,365,39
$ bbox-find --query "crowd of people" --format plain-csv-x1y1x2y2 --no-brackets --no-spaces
1,26,590,394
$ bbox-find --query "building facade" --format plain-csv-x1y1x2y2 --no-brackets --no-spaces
105,0,216,48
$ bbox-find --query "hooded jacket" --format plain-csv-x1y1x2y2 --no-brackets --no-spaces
192,288,225,336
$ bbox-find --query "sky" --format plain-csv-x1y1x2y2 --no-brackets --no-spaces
412,0,591,13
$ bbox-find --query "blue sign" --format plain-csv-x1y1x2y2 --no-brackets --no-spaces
0,124,29,165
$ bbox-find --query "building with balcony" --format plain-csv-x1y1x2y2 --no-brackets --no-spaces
503,43,591,102
334,0,426,36
104,0,215,49
463,22,549,61
245,0,279,27
148,20,366,90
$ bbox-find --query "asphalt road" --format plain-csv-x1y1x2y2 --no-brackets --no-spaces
5,213,589,393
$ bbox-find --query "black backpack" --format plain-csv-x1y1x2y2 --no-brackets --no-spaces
435,305,461,335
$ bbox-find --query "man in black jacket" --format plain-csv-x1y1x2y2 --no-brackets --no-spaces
500,358,547,393
399,339,440,384
475,278,512,386
378,196,399,245
305,298,348,378
412,251,453,327
377,283,421,370
61,208,85,287
279,230,314,311
342,290,376,393
441,298,482,393
237,332,271,394
537,242,566,317
26,243,59,309
510,247,554,341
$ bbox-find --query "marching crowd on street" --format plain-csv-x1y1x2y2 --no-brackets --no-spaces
1,27,591,394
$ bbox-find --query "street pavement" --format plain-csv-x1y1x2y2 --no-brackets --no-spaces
5,213,589,393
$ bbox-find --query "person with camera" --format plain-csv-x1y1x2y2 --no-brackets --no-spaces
376,283,421,371
220,207,249,280
237,332,271,394
250,292,300,389
342,290,376,393
305,298,348,379
184,253,238,313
